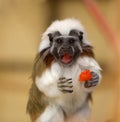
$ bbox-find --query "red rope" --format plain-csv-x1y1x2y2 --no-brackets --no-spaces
82,0,120,52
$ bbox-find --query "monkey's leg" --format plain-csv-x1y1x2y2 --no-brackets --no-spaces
66,103,90,122
35,105,64,122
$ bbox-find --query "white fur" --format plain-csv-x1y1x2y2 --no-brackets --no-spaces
36,62,63,98
66,103,91,122
35,105,64,122
35,56,101,122
36,104,90,122
39,18,91,52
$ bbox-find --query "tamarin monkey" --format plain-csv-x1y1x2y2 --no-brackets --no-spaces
27,18,102,122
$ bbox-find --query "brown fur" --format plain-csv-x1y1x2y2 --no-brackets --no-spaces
81,45,94,58
27,82,49,121
32,48,54,82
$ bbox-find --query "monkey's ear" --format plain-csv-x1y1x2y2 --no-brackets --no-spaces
78,31,83,41
48,31,61,42
69,29,83,41
48,33,53,42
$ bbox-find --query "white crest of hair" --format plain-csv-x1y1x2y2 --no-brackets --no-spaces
38,18,91,52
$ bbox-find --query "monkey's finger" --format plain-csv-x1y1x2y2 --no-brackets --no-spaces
90,74,99,82
58,78,72,84
67,80,72,84
58,81,73,87
92,76,99,80
59,77,72,81
59,77,66,80
92,78,99,83
62,89,73,93
84,80,98,88
91,83,98,87
91,72,99,79
91,80,98,85
84,81,92,88
58,78,67,84
58,84,73,88
89,79,98,83
59,88,73,93
66,78,72,81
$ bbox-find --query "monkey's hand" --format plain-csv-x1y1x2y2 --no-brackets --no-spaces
57,77,73,93
84,72,99,88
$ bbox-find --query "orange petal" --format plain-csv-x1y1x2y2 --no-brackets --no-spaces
79,70,92,82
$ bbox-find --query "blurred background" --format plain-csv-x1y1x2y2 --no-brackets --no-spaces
0,0,120,122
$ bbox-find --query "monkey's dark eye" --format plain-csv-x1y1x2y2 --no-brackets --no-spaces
69,39,75,44
56,39,63,44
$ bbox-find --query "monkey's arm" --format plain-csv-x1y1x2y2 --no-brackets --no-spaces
78,57,102,92
35,62,64,98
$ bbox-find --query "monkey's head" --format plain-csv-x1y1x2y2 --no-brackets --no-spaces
39,19,94,67
48,30,84,66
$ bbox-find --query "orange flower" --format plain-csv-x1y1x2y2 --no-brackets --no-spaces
79,70,92,82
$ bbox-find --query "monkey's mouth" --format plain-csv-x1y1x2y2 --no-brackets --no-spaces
60,53,73,64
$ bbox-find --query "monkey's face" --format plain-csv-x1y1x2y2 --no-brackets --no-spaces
48,30,83,66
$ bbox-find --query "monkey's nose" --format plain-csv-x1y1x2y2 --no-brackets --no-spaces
59,46,74,56
61,46,71,52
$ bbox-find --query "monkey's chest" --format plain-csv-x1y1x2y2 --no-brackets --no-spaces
57,66,88,114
